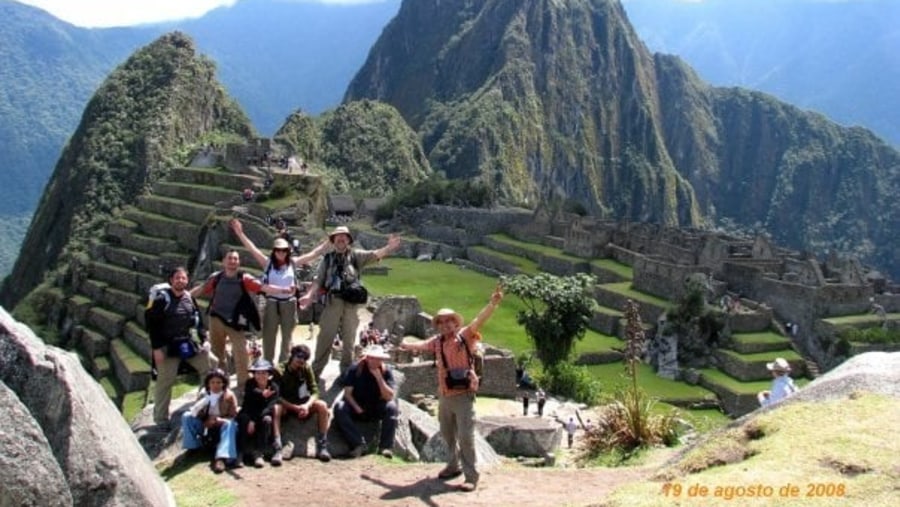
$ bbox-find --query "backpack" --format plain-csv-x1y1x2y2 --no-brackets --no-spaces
208,270,261,332
323,251,368,304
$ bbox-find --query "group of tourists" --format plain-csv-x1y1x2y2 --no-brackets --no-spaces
145,218,503,492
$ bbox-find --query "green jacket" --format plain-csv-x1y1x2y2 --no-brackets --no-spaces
276,361,318,404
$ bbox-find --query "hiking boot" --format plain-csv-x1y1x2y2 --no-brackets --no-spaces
253,455,265,468
316,438,332,462
348,443,365,458
438,467,462,480
270,448,283,467
281,441,294,461
458,482,477,492
379,448,394,459
212,459,226,474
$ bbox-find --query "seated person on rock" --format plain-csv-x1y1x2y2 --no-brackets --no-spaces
333,345,399,458
274,344,332,462
181,369,240,473
237,359,283,467
757,357,798,407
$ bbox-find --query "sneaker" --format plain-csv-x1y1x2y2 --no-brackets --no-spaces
379,448,394,459
281,441,295,461
348,443,365,458
316,439,332,462
270,448,283,467
212,459,226,473
253,455,265,468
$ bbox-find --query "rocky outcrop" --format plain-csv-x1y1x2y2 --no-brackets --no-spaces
475,416,562,458
778,351,900,406
0,307,174,507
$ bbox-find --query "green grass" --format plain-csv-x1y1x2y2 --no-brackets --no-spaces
699,368,808,394
469,245,540,274
583,363,715,401
110,339,151,372
573,332,624,355
717,348,803,363
731,331,790,345
122,390,148,423
365,258,532,353
590,258,634,279
487,233,587,262
601,281,670,308
162,459,238,506
822,313,900,325
655,403,731,434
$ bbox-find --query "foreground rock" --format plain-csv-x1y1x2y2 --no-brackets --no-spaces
0,307,175,507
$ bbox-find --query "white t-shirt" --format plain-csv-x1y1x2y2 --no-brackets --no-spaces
265,261,296,299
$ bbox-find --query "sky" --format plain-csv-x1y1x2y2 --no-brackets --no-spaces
15,0,383,28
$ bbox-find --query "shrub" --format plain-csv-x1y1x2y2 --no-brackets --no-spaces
581,387,680,462
536,362,602,405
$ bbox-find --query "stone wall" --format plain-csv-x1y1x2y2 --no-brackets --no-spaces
633,256,710,300
398,206,533,247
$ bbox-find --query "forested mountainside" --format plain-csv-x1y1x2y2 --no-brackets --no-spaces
622,0,900,148
0,33,252,307
345,0,900,277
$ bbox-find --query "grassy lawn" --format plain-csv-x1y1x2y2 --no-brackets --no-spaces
584,363,715,401
469,245,540,274
731,331,790,346
590,258,634,280
655,403,731,433
601,281,670,308
364,258,532,353
573,332,623,355
717,348,803,363
487,233,588,262
822,313,900,325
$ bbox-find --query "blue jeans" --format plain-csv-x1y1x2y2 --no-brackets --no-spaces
182,414,238,461
334,399,398,450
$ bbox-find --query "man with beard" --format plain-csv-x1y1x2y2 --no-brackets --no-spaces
146,266,214,427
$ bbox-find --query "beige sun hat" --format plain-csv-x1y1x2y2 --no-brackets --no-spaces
432,308,463,327
362,344,391,360
272,238,291,250
328,225,353,243
766,357,791,373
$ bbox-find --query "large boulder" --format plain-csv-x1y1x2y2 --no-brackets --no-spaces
0,307,175,507
0,381,72,507
475,416,562,457
780,351,900,405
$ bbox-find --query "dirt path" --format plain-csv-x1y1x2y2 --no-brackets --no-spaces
216,456,654,506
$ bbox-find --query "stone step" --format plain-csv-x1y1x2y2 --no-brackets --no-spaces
590,306,622,335
168,167,260,191
78,279,109,302
123,209,199,251
714,349,805,382
123,321,152,362
86,306,128,338
113,229,180,256
88,260,158,295
697,369,762,418
138,194,214,225
593,283,668,324
729,332,793,354
66,295,94,322
75,325,110,359
105,218,139,244
153,180,239,206
100,243,189,277
97,284,144,322
87,355,113,378
109,339,151,392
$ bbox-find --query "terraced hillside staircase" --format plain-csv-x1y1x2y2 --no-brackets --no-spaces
67,166,262,405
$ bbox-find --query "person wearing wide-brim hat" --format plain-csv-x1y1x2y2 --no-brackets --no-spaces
399,285,504,493
757,357,798,407
237,358,284,467
229,218,331,365
298,225,403,379
333,344,399,459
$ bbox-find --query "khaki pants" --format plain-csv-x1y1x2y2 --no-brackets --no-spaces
311,296,361,378
438,392,479,485
153,348,214,424
262,298,296,364
209,316,250,395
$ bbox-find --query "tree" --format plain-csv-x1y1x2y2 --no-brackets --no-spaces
501,272,596,367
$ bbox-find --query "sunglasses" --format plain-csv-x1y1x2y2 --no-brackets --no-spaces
274,248,290,253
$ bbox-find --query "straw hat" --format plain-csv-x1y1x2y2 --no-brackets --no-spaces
432,308,463,327
766,357,791,373
272,238,290,250
328,226,353,243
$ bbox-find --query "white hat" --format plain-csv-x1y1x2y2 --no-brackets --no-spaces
328,226,353,243
362,344,390,360
766,357,791,373
432,308,463,327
